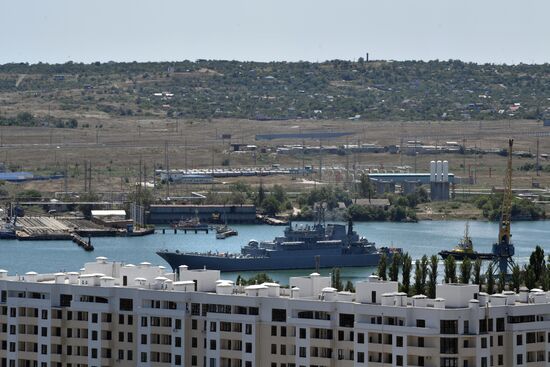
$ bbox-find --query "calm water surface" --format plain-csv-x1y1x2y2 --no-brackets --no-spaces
1,221,549,285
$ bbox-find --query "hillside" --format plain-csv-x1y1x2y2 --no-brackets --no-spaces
0,60,549,123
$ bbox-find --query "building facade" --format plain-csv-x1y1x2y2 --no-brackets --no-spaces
1,258,550,367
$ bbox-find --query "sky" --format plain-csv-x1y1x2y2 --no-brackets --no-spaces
1,0,549,65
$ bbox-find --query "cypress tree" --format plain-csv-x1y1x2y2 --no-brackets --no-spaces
428,254,438,298
377,253,387,281
388,253,401,282
460,258,472,284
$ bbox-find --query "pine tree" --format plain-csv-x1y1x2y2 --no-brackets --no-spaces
428,255,438,298
460,258,472,284
497,271,506,293
377,253,387,280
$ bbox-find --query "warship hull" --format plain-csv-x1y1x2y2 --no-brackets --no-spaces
157,250,384,272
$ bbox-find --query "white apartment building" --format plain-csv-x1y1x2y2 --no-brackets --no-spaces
1,257,550,367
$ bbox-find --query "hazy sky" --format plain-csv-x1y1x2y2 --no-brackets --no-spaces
1,0,549,64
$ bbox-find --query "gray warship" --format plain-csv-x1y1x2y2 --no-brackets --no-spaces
157,209,401,272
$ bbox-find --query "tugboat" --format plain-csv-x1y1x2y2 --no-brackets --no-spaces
157,205,402,272
215,225,238,239
439,222,493,260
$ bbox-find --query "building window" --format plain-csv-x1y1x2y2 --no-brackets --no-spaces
191,356,197,366
210,340,216,350
418,356,425,366
481,357,487,367
358,333,365,344
357,352,365,363
396,336,403,347
271,344,277,354
517,335,523,346
299,328,306,339
299,347,306,358
210,322,217,332
517,354,523,365
91,313,98,323
141,334,147,345
339,313,355,328
416,319,426,327
397,355,403,366
440,320,458,334
272,308,286,322
440,338,458,354
245,324,252,334
141,352,147,363
271,326,277,336
246,343,252,353
120,298,133,311
441,358,458,367
281,326,286,337
481,338,487,348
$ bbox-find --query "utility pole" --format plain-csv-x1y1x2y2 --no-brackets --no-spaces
535,137,540,176
64,160,68,195
164,141,170,199
318,139,323,181
83,161,88,193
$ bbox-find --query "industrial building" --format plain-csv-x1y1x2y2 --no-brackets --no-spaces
148,205,257,224
1,257,550,367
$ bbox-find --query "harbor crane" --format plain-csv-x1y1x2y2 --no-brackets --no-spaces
491,139,516,275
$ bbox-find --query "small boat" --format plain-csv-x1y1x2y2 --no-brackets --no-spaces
171,216,209,230
216,228,238,239
439,222,494,260
0,223,16,240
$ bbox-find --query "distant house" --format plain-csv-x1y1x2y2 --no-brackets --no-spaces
353,198,390,210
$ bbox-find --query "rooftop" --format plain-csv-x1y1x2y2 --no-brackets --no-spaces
1,258,549,309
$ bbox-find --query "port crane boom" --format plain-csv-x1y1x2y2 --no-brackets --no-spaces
492,139,516,275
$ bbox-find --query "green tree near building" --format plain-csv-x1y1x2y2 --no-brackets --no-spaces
388,253,401,282
486,263,495,294
473,258,483,285
444,256,457,283
511,264,521,292
400,253,412,295
427,255,438,298
331,268,343,291
414,259,424,295
377,253,387,280
459,258,472,284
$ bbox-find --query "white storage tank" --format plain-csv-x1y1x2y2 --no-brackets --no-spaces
412,294,428,307
442,161,449,182
245,284,269,297
96,256,108,264
173,280,195,292
338,291,354,302
290,287,300,298
381,293,395,306
478,292,488,307
519,287,529,303
263,282,281,297
134,277,147,287
490,294,506,306
434,297,446,309
395,292,407,306
216,281,233,295
430,161,436,182
24,271,38,282
321,287,337,301
0,269,7,280
469,299,479,309
503,291,516,305
67,272,79,285
100,276,115,287
436,160,443,182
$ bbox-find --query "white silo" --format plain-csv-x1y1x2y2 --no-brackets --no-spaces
430,161,436,182
442,161,449,182
436,161,443,182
